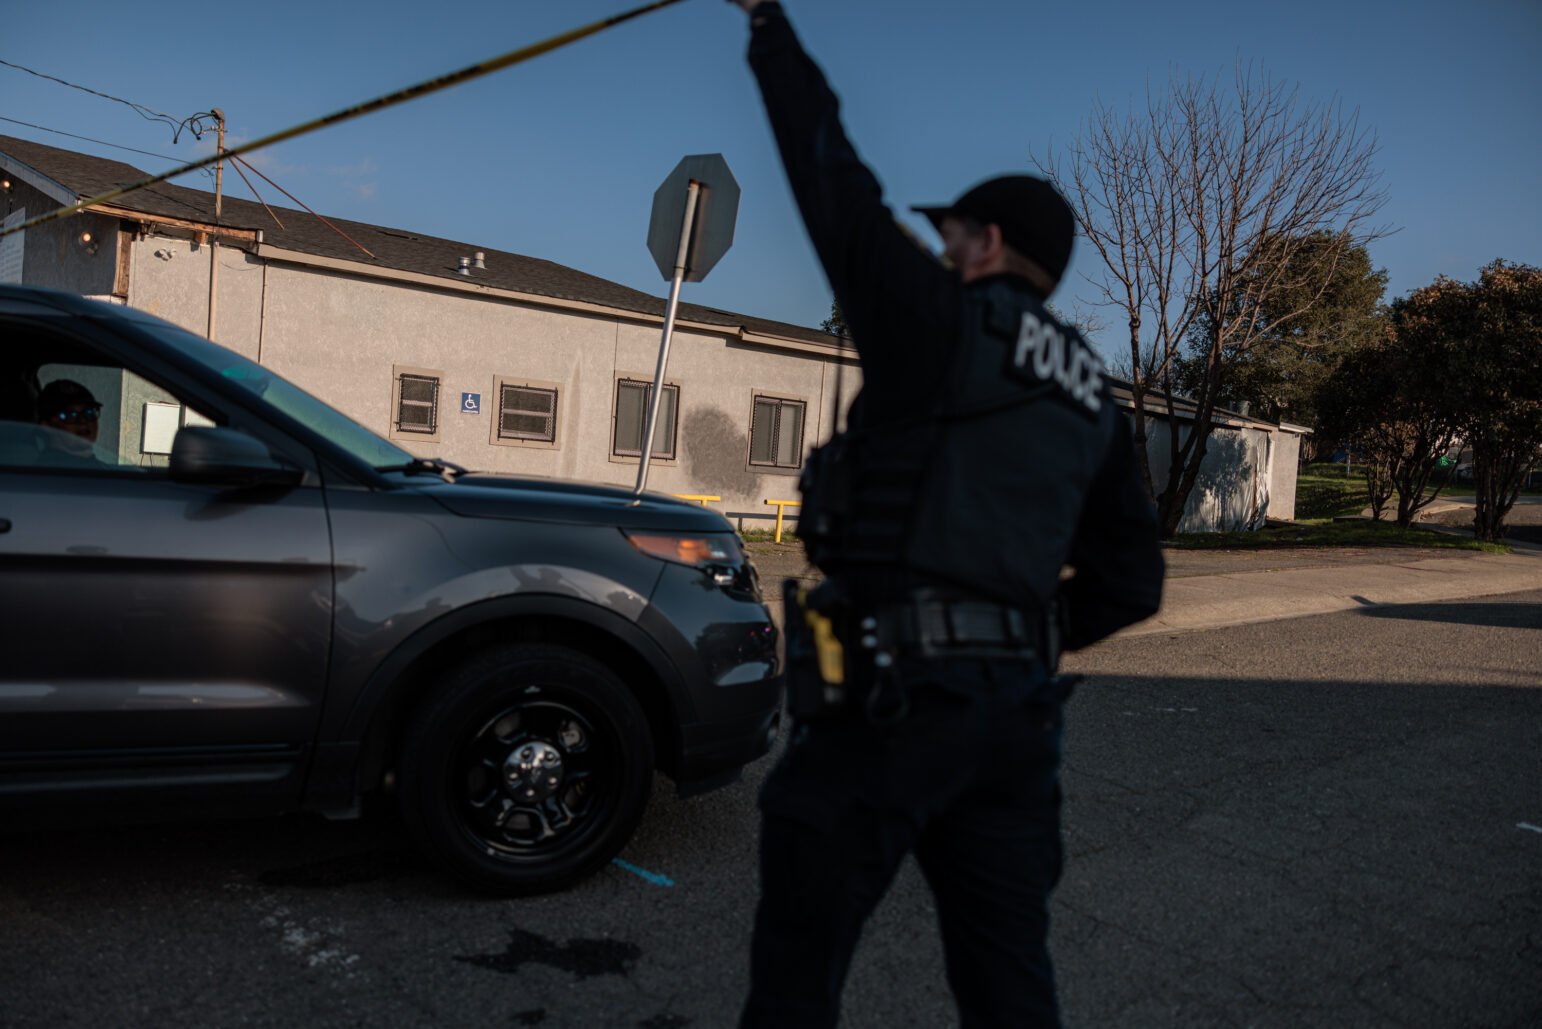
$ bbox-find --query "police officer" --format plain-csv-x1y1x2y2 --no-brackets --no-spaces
726,3,1165,1027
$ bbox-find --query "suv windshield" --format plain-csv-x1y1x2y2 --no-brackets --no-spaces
113,307,413,469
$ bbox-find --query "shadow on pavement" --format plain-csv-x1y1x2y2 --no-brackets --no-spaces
1355,600,1542,628
1050,664,1540,1029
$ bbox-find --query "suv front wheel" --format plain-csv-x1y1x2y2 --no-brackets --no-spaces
398,643,655,894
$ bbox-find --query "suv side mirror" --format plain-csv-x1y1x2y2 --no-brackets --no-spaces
169,426,304,487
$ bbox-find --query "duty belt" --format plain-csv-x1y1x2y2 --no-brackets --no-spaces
864,593,1049,662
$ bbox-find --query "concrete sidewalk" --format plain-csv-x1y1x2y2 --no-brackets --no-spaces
744,540,1542,638
1123,545,1542,638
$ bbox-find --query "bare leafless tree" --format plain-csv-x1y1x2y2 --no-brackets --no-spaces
1037,65,1388,536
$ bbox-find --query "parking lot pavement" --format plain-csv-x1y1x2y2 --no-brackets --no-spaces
2,592,1537,1027
1053,590,1542,1028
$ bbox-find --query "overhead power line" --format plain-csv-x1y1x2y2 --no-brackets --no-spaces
0,0,688,241
0,115,212,176
0,57,222,144
3,56,176,129
0,57,180,125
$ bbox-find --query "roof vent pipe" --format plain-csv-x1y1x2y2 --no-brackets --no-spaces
458,256,471,276
473,251,486,270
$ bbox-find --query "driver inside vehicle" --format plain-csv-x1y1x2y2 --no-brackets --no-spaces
34,378,110,467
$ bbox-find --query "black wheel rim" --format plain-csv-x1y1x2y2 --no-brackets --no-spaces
451,691,621,863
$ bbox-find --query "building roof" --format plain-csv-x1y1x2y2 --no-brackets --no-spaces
0,133,837,347
1104,378,1298,432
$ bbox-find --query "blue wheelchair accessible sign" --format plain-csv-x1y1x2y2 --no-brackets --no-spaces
461,392,481,415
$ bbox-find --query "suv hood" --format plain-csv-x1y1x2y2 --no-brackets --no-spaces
419,474,736,532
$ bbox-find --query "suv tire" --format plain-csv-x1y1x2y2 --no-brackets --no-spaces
397,643,655,895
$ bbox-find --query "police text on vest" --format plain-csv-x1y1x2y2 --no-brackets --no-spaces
1011,311,1103,413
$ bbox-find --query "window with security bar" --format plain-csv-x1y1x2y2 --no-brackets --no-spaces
748,395,806,469
395,372,440,435
613,379,678,459
497,384,558,443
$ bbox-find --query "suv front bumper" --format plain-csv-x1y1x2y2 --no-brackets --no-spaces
642,562,784,791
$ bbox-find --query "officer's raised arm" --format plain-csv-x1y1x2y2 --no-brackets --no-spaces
726,1,955,356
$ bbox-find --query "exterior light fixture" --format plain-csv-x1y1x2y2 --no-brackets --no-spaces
78,230,99,256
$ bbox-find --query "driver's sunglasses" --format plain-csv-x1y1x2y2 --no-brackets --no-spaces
49,405,102,423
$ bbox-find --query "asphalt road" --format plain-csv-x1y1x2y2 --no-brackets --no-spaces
2,592,1538,1028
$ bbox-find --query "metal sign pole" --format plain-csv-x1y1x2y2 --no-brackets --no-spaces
634,179,702,496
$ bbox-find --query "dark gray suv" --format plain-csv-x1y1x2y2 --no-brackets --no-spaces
0,285,781,893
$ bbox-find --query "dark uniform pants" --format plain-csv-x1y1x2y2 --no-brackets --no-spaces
741,656,1065,1029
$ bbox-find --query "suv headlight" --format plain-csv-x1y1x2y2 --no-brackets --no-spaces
623,531,758,596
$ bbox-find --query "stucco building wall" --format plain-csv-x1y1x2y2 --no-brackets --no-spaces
1268,429,1303,522
164,252,865,527
127,235,265,362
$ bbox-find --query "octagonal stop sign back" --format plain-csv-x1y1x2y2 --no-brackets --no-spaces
647,154,740,283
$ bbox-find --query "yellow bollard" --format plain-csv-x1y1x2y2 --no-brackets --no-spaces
673,494,721,507
764,499,801,543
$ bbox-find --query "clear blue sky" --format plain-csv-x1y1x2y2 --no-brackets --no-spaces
4,0,1539,355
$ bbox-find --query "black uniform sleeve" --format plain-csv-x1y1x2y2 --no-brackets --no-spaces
746,4,959,389
1061,414,1165,650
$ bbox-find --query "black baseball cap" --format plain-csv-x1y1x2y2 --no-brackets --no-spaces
912,175,1076,285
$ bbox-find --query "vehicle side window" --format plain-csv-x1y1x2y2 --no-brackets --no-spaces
0,324,215,475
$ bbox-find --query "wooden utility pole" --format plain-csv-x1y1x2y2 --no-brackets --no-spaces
206,108,225,341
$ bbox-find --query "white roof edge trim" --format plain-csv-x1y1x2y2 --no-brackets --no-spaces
740,329,860,361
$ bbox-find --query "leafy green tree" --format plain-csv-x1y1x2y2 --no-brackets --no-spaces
1315,342,1395,518
820,301,848,338
1316,264,1542,534
1179,235,1387,454
1317,324,1458,526
1426,261,1542,541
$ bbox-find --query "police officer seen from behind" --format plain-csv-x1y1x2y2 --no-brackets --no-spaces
726,3,1165,1027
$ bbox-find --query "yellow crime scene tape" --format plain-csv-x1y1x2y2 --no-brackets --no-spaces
0,0,689,240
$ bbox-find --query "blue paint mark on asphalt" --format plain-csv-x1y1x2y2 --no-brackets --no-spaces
612,858,675,887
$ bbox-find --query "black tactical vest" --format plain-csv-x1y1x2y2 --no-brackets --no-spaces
799,279,1114,612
